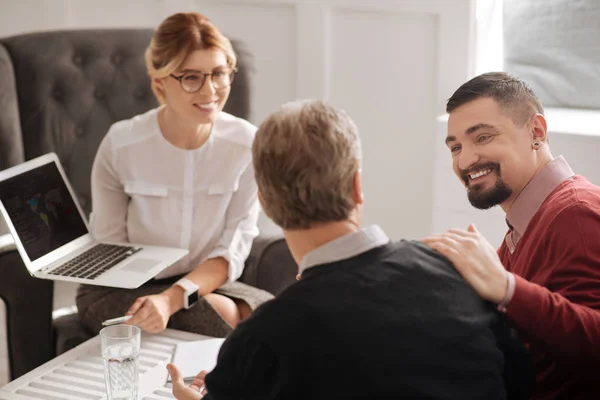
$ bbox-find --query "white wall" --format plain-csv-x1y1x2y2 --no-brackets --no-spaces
475,0,503,74
0,0,476,240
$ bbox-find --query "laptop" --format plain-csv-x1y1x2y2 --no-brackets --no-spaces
0,153,188,289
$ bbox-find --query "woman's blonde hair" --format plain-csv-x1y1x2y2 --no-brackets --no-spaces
145,12,237,103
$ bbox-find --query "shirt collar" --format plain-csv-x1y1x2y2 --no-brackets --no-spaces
506,156,574,236
299,225,390,275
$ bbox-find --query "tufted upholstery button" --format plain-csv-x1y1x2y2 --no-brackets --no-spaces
112,54,124,65
134,87,147,100
72,54,83,66
75,126,85,137
94,89,105,100
52,88,63,100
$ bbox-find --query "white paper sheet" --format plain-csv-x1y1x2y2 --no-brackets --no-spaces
169,338,226,381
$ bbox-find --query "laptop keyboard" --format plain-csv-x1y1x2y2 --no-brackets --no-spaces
48,244,141,280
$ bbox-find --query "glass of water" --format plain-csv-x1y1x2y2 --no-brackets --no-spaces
100,324,141,400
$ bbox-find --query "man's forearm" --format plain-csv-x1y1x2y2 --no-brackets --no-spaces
507,275,600,373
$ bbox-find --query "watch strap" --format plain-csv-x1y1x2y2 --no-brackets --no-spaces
175,278,199,294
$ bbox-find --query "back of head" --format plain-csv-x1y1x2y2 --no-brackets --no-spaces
447,71,544,126
145,12,236,104
252,100,361,230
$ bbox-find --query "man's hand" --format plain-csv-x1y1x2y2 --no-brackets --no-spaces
422,224,508,304
125,293,172,333
167,363,208,400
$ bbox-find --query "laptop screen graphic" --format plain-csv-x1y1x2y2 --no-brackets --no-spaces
0,161,88,261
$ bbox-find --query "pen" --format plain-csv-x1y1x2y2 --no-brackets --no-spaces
102,315,133,326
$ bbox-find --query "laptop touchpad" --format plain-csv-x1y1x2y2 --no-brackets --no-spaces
122,258,161,273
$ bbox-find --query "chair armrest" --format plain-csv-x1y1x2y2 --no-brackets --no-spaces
0,250,55,380
0,233,16,255
240,235,298,296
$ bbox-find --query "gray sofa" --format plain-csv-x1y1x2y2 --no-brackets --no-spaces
0,29,297,380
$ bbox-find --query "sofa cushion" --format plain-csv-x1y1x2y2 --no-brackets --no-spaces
54,313,93,355
241,236,297,296
504,0,600,109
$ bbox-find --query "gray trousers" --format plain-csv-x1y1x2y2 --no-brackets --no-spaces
76,279,274,337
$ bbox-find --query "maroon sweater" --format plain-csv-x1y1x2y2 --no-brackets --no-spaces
498,175,600,399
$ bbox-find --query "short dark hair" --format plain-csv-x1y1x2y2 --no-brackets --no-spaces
446,72,544,126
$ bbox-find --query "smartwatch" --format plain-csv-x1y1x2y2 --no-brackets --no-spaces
174,278,199,309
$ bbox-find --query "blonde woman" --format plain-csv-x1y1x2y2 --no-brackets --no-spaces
76,12,273,337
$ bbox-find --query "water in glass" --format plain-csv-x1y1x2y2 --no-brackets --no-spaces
100,324,140,400
103,342,139,400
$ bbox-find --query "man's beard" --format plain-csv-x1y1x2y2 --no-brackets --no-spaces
461,163,513,210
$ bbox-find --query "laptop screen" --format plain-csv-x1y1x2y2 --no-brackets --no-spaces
0,161,88,261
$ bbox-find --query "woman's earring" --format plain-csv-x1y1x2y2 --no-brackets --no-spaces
532,141,541,149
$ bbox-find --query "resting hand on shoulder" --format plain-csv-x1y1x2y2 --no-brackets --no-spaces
125,293,172,333
422,224,508,304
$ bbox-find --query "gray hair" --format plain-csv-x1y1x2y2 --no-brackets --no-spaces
252,99,362,230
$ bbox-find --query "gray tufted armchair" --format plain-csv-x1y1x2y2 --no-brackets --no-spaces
0,29,297,381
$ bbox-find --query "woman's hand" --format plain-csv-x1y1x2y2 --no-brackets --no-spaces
125,293,172,333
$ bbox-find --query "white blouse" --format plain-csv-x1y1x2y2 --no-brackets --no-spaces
89,107,260,281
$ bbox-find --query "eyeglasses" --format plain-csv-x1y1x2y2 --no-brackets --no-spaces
170,69,237,93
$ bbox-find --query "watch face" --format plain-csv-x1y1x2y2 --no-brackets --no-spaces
188,290,199,305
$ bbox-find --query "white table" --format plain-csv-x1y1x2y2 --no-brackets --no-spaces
0,329,209,400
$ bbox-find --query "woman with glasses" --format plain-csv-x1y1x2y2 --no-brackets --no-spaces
76,12,273,337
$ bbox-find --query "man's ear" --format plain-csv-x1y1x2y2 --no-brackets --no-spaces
531,113,548,144
353,169,364,206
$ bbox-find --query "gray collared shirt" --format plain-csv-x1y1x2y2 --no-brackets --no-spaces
299,225,390,275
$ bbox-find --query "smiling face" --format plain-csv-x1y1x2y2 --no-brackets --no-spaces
446,97,540,210
155,48,232,126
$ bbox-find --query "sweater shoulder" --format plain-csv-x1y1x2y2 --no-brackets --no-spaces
535,176,600,230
